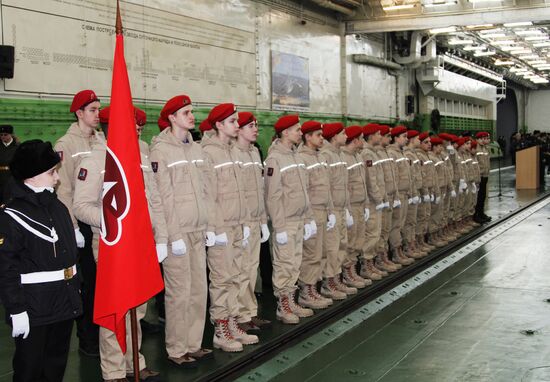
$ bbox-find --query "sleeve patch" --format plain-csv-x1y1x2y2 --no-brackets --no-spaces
77,168,88,181
267,167,274,176
0,235,4,245
57,151,63,161
366,160,372,167
151,162,158,173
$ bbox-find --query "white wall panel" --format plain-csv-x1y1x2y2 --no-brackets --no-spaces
526,90,550,132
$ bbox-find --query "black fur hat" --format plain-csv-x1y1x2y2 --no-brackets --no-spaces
0,125,13,134
10,139,61,180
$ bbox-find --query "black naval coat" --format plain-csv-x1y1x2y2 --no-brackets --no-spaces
0,139,18,202
0,181,82,326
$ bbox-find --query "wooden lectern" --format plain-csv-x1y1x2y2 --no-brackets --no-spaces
516,146,540,189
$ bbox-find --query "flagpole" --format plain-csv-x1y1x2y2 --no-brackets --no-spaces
115,1,140,381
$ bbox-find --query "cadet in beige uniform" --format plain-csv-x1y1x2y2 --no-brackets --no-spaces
455,138,476,233
437,133,459,243
234,112,272,331
360,124,389,279
375,125,401,271
474,132,492,223
202,103,259,349
297,121,338,306
319,123,357,298
265,115,316,324
427,137,447,248
386,126,414,266
149,95,213,363
340,126,370,288
401,130,425,258
54,89,102,357
415,133,437,253
469,140,482,220
73,125,165,382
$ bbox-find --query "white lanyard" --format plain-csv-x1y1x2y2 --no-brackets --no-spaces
4,208,58,243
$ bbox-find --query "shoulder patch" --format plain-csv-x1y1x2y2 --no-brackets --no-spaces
0,235,4,245
77,168,88,181
267,167,274,176
366,160,372,167
57,151,63,160
151,162,158,173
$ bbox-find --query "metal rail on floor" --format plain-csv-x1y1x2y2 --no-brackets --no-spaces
199,191,550,382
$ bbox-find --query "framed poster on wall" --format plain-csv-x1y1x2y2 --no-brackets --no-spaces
271,51,309,111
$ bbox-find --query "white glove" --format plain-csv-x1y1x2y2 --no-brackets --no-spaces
345,209,354,227
310,220,317,236
459,179,467,191
327,214,336,230
383,201,390,209
364,208,370,222
430,194,435,202
423,194,431,203
156,244,168,263
206,231,216,247
446,145,456,155
472,183,478,193
435,196,441,204
408,198,414,205
215,232,228,246
276,231,288,245
412,196,420,204
375,203,385,211
242,226,251,247
171,239,187,256
10,312,30,339
303,223,313,241
260,224,270,243
393,199,401,209
451,190,457,198
75,228,85,248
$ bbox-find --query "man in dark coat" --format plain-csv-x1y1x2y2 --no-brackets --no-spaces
0,139,82,382
0,124,18,203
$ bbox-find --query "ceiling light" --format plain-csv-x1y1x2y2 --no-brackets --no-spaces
515,30,544,36
533,63,550,67
503,22,533,27
525,36,549,41
429,26,457,34
382,3,416,10
448,39,474,45
509,67,524,72
494,60,515,65
534,42,550,47
423,0,457,6
527,60,547,65
493,40,517,45
483,33,507,38
518,54,540,60
474,51,496,56
463,45,486,51
466,24,494,29
510,48,532,54
500,46,519,51
532,78,549,83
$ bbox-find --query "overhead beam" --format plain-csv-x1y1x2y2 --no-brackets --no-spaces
346,6,550,34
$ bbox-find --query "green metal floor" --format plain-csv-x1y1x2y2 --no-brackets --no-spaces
0,168,548,381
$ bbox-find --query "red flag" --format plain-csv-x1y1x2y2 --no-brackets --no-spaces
94,2,164,353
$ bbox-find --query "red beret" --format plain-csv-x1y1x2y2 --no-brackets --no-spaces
238,111,256,128
158,117,170,132
456,137,469,147
448,134,459,143
470,139,478,148
70,90,99,112
208,103,237,126
418,132,430,141
438,133,451,141
160,95,192,120
430,136,443,145
98,106,110,124
378,125,390,136
475,131,490,138
407,130,419,138
391,125,407,137
135,107,146,126
322,122,344,140
301,120,322,134
363,123,380,136
199,119,213,133
345,125,363,141
274,115,300,133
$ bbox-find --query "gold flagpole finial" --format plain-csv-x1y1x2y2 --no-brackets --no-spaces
115,0,123,35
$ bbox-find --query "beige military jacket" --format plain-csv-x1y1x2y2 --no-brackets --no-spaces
476,144,490,177
454,150,466,183
297,144,333,213
265,139,312,233
201,134,249,232
415,148,439,197
469,150,482,183
386,144,413,197
139,139,150,158
72,137,167,244
320,142,350,211
233,141,267,224
461,150,476,183
149,128,210,241
430,151,447,194
374,146,398,200
403,146,422,198
54,122,105,228
360,143,385,206
341,146,367,206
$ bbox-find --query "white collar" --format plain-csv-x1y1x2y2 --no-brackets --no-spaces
24,183,54,194
3,137,13,147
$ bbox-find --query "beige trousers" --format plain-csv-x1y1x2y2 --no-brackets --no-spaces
164,231,207,358
362,202,381,260
376,207,392,253
208,225,244,320
389,193,407,250
299,208,327,285
344,204,365,267
272,220,304,297
237,222,261,323
323,209,347,278
403,199,418,245
416,198,431,235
